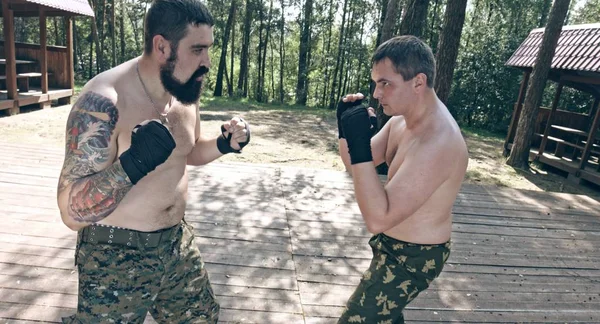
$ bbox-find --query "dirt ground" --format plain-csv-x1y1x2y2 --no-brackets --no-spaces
1,99,599,199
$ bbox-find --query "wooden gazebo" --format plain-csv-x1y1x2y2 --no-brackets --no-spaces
1,0,93,115
504,23,600,186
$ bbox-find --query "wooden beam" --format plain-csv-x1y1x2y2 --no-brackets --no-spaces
8,3,40,13
60,16,75,105
579,97,600,171
561,74,600,86
40,8,49,95
589,97,600,128
503,71,530,157
2,0,19,115
538,82,564,156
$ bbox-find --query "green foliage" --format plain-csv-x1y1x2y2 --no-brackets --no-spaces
3,0,595,135
448,0,594,132
572,0,600,24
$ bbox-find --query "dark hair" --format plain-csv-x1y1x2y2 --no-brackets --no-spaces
144,0,214,55
372,35,436,88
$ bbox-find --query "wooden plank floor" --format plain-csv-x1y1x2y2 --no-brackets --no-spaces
1,142,599,323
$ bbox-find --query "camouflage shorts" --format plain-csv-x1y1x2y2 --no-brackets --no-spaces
62,221,220,324
338,233,451,324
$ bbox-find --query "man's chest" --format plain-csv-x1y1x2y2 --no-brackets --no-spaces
385,123,415,177
116,102,197,156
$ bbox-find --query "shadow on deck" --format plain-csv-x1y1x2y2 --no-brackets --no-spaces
1,142,599,323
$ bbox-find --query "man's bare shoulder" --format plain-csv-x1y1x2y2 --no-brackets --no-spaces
427,112,468,170
407,109,468,171
78,60,138,107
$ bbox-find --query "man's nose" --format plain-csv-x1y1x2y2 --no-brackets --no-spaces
203,52,211,70
373,86,382,99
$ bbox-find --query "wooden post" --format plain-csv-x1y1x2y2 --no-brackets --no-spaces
2,0,19,115
39,8,51,109
503,70,531,157
40,9,49,94
579,97,600,171
59,16,74,105
589,97,600,129
538,82,564,155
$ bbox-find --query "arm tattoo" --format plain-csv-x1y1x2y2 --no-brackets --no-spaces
58,92,132,223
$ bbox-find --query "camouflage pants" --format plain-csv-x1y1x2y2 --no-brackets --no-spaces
338,233,451,324
62,221,220,324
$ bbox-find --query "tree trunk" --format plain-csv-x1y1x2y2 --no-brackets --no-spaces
321,0,337,107
99,0,107,71
381,0,400,43
428,0,439,46
229,10,235,97
73,18,78,71
374,0,405,130
355,13,366,92
399,0,429,37
88,0,102,76
120,0,125,63
261,0,273,101
224,62,231,92
506,0,571,169
238,0,252,97
328,0,349,109
111,0,116,67
255,0,265,101
270,36,275,100
375,0,389,47
88,31,94,79
214,0,237,97
434,0,468,104
336,3,355,108
278,0,285,103
295,0,313,105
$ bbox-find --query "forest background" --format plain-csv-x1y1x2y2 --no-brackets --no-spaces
3,0,599,129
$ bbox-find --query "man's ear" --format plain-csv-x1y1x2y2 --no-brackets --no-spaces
413,73,427,93
152,35,171,61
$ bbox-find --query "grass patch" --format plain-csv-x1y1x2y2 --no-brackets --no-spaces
200,96,334,118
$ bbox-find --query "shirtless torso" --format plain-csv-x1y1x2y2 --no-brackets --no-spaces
57,58,199,232
93,59,198,231
379,104,467,244
338,58,468,245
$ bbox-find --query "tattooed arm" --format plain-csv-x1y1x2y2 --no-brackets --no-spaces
57,92,132,231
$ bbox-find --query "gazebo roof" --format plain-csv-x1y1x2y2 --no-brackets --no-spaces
506,23,600,73
1,0,94,17
506,23,600,96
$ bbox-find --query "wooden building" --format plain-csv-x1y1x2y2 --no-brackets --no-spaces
0,0,93,115
504,23,600,186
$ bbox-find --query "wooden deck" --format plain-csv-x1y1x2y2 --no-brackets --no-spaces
0,88,72,113
1,142,600,323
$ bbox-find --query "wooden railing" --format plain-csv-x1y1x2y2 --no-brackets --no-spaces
0,41,69,89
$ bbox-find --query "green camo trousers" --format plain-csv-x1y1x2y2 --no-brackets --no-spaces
338,233,451,324
62,222,219,323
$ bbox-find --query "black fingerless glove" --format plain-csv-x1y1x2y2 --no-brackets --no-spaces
217,120,251,154
341,107,375,165
337,98,366,139
119,121,176,184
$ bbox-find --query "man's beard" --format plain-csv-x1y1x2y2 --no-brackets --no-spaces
160,53,209,105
